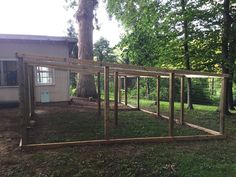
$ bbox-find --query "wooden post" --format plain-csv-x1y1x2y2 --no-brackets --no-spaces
97,72,101,116
156,75,160,117
180,76,185,125
169,73,175,136
104,66,109,139
114,72,118,126
18,57,28,145
220,77,227,134
24,63,30,121
124,76,128,105
137,77,140,110
118,77,122,104
28,65,35,116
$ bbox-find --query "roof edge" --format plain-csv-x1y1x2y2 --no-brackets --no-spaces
0,34,77,43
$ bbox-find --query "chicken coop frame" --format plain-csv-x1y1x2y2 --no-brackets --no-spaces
16,53,228,150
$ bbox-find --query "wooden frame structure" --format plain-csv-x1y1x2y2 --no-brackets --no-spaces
16,53,228,150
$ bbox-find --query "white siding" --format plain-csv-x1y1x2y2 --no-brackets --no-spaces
0,40,70,102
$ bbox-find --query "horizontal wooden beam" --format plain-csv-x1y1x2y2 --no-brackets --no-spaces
76,58,228,78
184,122,221,135
18,53,228,78
24,59,101,74
21,134,225,151
17,53,67,62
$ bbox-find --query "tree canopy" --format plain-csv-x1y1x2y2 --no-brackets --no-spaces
94,37,116,63
106,0,236,111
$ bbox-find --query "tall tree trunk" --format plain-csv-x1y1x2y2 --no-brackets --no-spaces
222,0,231,114
181,0,193,110
76,0,97,98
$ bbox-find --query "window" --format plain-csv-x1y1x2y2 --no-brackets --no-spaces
36,66,54,85
0,61,18,86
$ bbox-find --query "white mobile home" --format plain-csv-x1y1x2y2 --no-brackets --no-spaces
0,34,77,104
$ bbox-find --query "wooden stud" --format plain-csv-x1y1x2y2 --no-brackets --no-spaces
97,72,101,116
118,77,122,104
156,75,160,117
169,73,175,136
184,122,221,135
18,57,28,145
24,63,30,121
104,66,109,139
0,62,4,85
137,77,140,110
28,65,35,116
180,76,185,125
114,72,118,126
22,134,225,150
220,77,227,134
124,76,128,105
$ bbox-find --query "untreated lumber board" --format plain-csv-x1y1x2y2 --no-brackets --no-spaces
120,102,138,109
118,77,122,103
17,53,67,62
75,57,227,78
137,77,140,110
24,63,30,121
156,75,160,117
17,57,28,145
169,73,175,136
24,59,101,74
220,77,227,134
124,76,127,105
19,53,228,78
114,72,118,126
184,122,221,135
21,135,225,151
28,65,35,116
104,66,109,139
97,72,101,116
180,76,185,125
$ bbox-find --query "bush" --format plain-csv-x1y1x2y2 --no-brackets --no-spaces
70,86,77,96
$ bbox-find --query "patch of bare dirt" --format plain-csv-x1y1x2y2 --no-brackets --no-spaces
0,108,21,157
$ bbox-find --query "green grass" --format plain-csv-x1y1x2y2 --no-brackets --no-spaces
2,139,236,177
128,98,220,131
32,107,204,144
1,102,236,177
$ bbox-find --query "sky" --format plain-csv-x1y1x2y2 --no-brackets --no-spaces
0,0,123,46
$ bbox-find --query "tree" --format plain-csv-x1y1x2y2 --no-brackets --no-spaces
106,0,236,110
221,0,231,113
181,0,193,109
223,0,236,111
94,37,116,63
76,0,98,98
66,19,78,88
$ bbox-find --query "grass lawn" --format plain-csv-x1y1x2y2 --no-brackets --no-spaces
1,101,236,177
128,98,221,131
31,106,204,144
